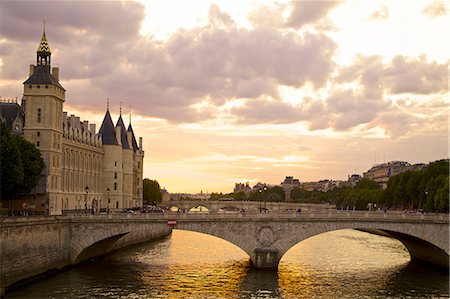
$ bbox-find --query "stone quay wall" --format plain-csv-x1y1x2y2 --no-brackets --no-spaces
0,216,172,295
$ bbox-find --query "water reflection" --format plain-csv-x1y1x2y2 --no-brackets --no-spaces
5,229,449,299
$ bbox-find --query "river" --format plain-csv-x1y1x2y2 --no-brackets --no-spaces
6,229,449,298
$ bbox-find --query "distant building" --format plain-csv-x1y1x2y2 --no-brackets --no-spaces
160,188,170,202
281,176,301,201
363,161,412,188
300,180,343,192
234,182,252,194
252,182,268,191
347,174,362,187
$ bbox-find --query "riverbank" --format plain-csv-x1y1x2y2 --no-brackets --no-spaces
0,216,172,296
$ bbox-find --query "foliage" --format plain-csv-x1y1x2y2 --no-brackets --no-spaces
383,160,449,212
14,135,45,194
209,159,448,213
355,178,380,190
0,123,44,200
143,178,162,205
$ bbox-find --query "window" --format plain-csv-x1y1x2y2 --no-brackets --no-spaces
114,172,117,179
114,183,117,190
37,131,40,137
114,161,117,167
37,85,40,89
36,141,40,147
29,85,32,88
138,162,140,169
45,85,48,89
37,108,41,123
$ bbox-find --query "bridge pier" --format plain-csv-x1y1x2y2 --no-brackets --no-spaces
253,247,280,268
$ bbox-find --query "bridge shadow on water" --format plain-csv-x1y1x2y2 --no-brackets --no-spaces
5,229,449,299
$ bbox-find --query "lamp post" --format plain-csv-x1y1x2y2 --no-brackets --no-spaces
84,186,89,214
107,187,110,214
421,189,428,212
258,186,268,212
263,186,267,212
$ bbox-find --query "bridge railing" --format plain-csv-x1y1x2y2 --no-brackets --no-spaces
1,210,448,223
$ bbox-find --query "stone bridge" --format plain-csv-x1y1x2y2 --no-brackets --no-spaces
168,211,449,269
1,211,448,294
161,200,334,212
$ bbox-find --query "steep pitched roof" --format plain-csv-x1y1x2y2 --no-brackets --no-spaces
127,124,139,151
98,110,118,145
116,115,129,149
23,65,65,90
0,103,24,130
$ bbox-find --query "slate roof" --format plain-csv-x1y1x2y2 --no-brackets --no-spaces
127,124,139,151
98,110,118,145
0,103,24,130
116,115,129,149
23,65,65,90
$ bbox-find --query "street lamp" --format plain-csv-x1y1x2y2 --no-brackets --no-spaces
263,186,267,211
107,187,110,214
84,186,89,213
259,186,268,212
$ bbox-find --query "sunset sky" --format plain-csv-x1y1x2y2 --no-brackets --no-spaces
1,1,448,193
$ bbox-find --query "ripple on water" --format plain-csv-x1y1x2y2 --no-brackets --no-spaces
5,229,449,299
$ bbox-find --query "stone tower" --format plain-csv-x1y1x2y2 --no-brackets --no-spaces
23,25,65,211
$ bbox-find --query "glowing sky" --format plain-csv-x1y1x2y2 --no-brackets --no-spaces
0,1,448,193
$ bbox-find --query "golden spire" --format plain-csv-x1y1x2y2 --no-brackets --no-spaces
37,17,51,53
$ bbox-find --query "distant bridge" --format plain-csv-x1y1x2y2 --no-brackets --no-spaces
1,210,448,294
161,200,334,212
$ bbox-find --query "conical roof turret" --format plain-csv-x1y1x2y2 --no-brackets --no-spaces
116,115,129,149
98,110,118,145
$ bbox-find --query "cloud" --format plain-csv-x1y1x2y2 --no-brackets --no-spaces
247,3,288,28
1,2,337,124
326,88,390,130
338,55,448,95
368,6,390,20
383,55,448,94
287,1,341,29
422,1,448,17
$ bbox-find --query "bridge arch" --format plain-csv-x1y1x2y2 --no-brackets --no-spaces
174,224,256,259
275,222,449,269
73,233,128,264
175,219,449,269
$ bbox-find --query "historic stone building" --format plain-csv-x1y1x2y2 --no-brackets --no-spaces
1,28,144,215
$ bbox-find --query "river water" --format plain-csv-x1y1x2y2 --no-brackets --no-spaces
6,229,449,299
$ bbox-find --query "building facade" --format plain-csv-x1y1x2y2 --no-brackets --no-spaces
1,28,144,214
363,161,412,189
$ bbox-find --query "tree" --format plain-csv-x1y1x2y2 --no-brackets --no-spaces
143,179,162,205
234,191,246,201
355,178,380,190
0,123,44,200
13,135,45,194
0,123,23,199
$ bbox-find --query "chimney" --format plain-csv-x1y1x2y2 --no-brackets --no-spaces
126,131,133,149
52,67,59,81
90,124,96,134
83,120,89,131
75,117,80,129
115,126,122,146
139,137,143,150
29,65,35,76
